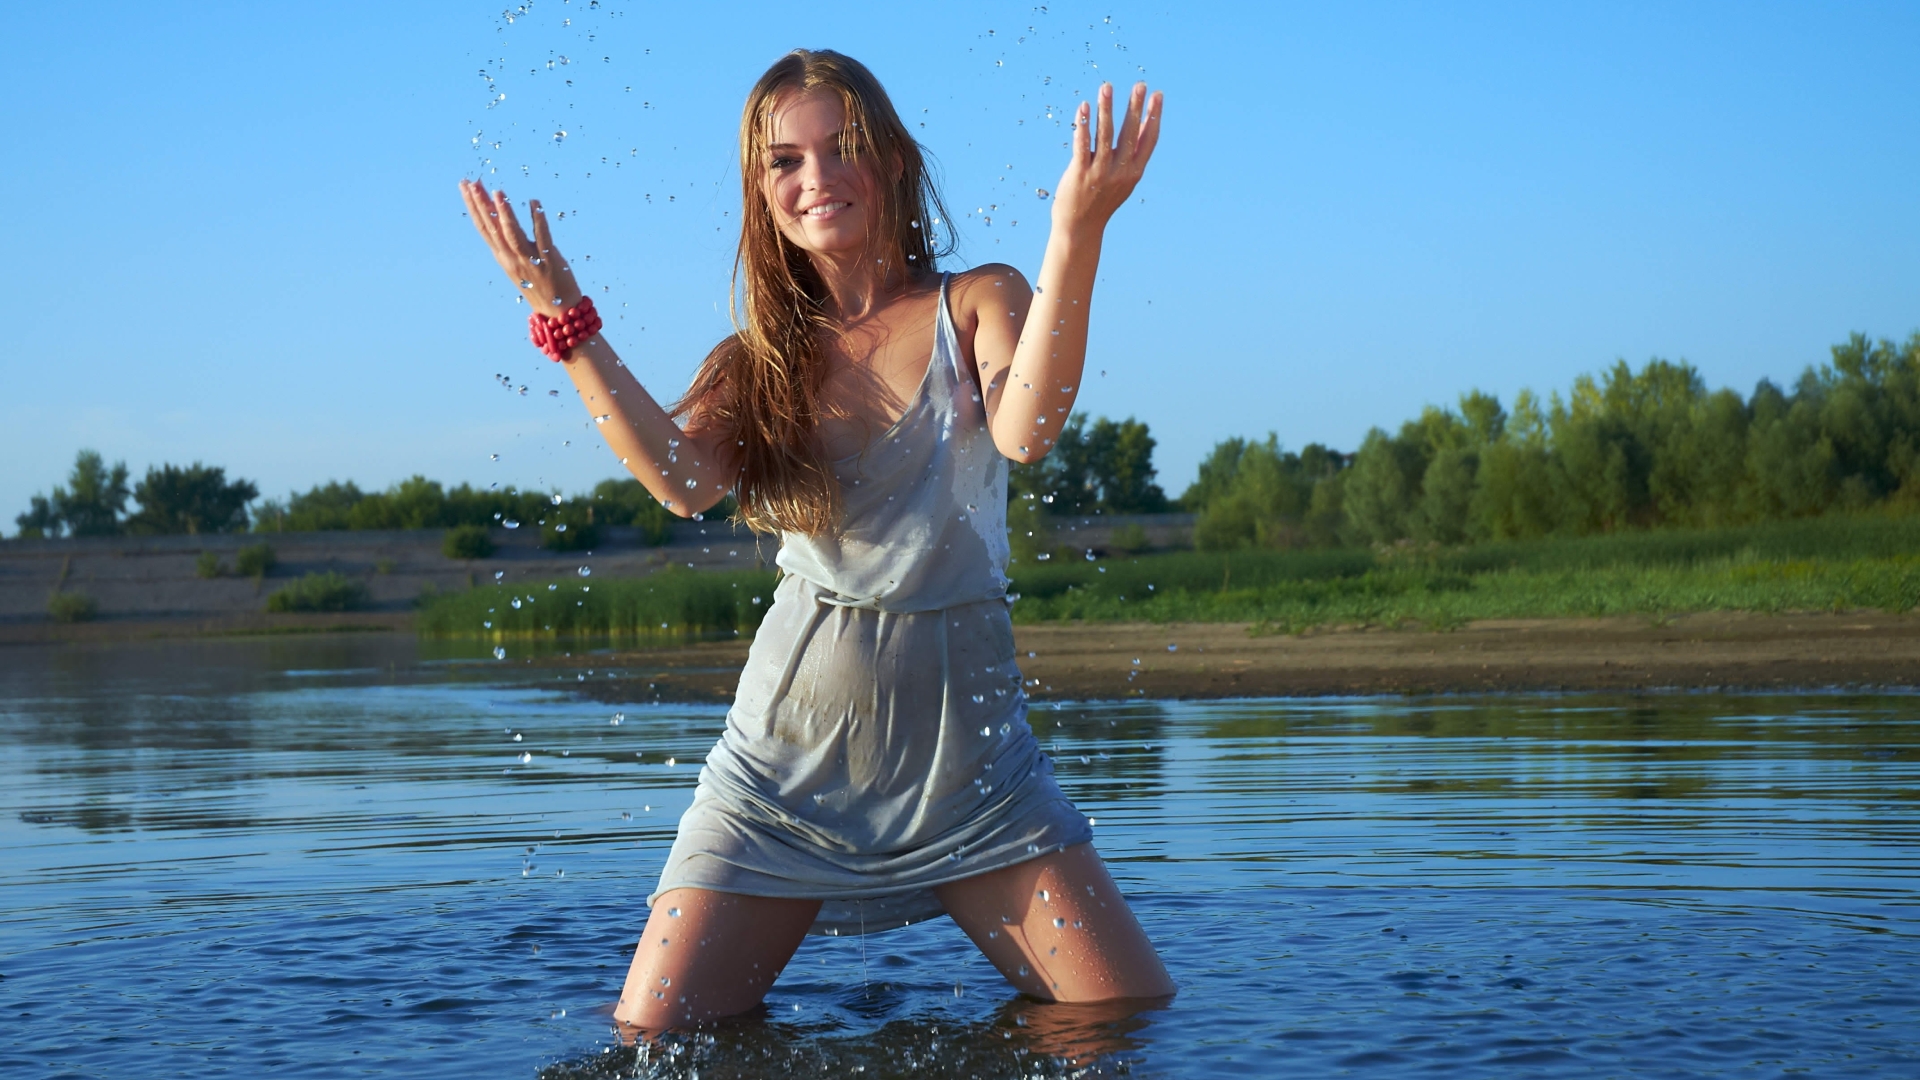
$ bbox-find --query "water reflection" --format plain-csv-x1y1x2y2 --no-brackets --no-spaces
2,635,1917,1078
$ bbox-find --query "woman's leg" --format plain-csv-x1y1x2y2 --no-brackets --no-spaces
934,842,1175,1002
613,887,822,1032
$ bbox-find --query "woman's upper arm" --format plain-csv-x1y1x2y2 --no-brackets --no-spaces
954,264,1036,456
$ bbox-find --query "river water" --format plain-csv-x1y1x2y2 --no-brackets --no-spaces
3,634,1916,1078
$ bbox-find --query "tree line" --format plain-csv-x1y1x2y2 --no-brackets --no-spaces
12,414,1174,542
1185,332,1920,550
11,455,685,551
13,454,258,538
17,328,1917,549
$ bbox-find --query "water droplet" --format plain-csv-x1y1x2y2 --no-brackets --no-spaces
610,712,623,725
1037,889,1050,902
665,757,676,767
594,414,610,424
519,279,534,288
1036,187,1051,198
980,726,992,736
494,570,505,581
503,519,520,529
668,907,681,917
972,694,986,704
1027,842,1040,854
511,598,522,609
1053,917,1067,928
512,733,523,742
493,646,507,659
518,751,532,763
578,566,592,577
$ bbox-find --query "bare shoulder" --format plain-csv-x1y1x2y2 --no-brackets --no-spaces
948,263,1034,321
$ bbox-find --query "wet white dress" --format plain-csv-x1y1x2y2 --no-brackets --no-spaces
651,274,1091,936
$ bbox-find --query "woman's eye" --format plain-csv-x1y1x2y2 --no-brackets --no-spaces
769,156,798,171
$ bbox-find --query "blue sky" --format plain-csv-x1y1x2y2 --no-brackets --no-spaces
5,1,1918,528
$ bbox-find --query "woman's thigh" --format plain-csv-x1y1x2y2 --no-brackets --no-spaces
934,843,1175,1002
613,887,822,1032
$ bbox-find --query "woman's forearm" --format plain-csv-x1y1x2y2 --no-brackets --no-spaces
559,336,733,517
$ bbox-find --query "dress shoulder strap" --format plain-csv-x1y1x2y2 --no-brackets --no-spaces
935,272,963,385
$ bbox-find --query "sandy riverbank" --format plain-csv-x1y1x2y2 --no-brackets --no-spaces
545,610,1920,702
9,595,1917,698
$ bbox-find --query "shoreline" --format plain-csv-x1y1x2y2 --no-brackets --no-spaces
556,610,1920,702
9,610,1919,699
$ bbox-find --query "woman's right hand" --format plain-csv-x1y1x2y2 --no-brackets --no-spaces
459,179,584,314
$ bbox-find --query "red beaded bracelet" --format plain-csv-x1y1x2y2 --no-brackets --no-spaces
528,295,602,362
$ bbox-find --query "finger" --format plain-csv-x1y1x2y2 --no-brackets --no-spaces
461,181,501,247
1115,82,1146,164
493,189,537,256
530,199,555,259
1132,90,1164,166
1094,82,1115,156
1072,99,1092,160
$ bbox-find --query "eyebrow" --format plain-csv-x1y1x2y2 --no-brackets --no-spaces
766,131,846,151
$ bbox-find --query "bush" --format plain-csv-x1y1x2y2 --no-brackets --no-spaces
195,551,225,579
234,542,277,578
542,506,599,551
48,591,98,623
266,572,369,613
443,524,495,560
1108,523,1150,554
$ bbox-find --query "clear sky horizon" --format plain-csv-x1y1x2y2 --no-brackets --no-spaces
5,1,1917,530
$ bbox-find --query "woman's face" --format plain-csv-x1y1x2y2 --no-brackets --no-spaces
761,89,878,258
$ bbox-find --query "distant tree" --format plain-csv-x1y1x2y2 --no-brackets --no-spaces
1010,415,1169,515
1189,436,1347,550
267,480,367,531
126,463,258,535
1086,416,1171,513
14,493,60,539
14,450,131,538
589,478,679,544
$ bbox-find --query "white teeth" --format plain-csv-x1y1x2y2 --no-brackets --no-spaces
805,202,848,217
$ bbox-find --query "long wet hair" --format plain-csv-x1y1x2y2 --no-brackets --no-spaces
674,49,956,535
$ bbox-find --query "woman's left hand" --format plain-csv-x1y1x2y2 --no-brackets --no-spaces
1049,81,1164,238
458,178,584,313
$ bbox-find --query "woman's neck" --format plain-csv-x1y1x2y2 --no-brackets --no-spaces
810,248,910,322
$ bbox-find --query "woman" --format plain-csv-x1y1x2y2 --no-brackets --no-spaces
459,49,1170,1031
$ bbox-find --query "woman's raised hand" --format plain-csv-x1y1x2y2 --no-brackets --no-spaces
458,179,583,313
1051,82,1164,237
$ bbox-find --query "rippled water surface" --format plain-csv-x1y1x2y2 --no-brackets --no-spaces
4,634,1918,1078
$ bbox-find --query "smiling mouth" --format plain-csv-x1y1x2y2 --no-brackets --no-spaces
803,201,850,218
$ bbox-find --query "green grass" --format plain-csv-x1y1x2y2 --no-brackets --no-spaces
235,542,277,578
267,571,370,613
418,565,779,641
47,591,99,623
442,524,495,560
1008,514,1920,630
412,514,1920,641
